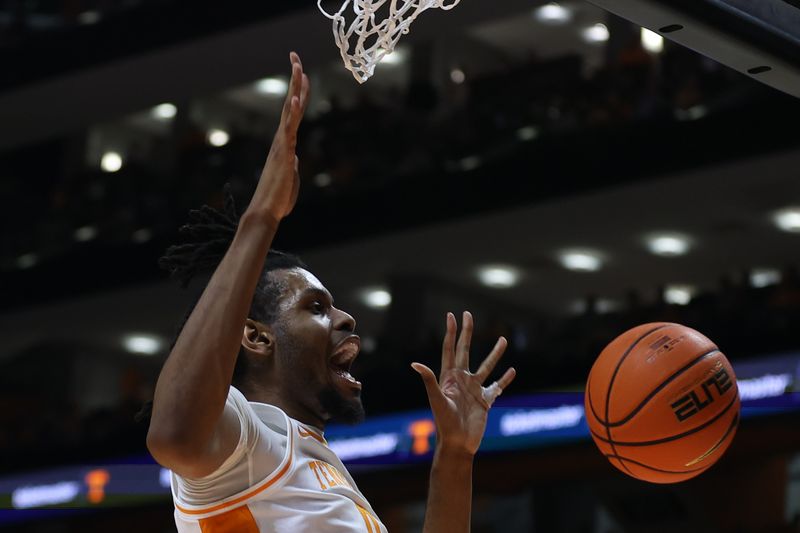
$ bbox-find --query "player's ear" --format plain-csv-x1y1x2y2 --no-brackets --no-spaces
242,319,275,357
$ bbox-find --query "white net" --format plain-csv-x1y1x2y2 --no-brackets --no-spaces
318,0,462,84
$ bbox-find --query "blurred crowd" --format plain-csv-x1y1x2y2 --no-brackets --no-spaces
1,38,763,272
359,265,800,413
1,265,798,474
1,29,795,474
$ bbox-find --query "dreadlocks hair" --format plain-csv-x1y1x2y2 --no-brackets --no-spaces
135,183,308,424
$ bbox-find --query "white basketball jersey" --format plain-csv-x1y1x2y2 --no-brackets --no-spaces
170,387,387,532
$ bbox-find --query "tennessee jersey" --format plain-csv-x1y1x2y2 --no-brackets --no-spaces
170,386,386,532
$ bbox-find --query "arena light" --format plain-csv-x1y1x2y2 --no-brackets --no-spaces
122,334,164,356
450,68,466,84
772,207,800,233
74,225,98,243
361,336,377,353
534,3,572,25
664,284,696,305
313,172,333,187
132,228,153,243
77,11,101,25
100,151,123,173
151,103,177,120
641,27,664,53
558,249,603,272
379,47,406,65
255,77,288,95
459,155,482,171
477,265,521,289
582,23,609,44
207,129,230,147
596,298,622,314
645,232,691,257
676,105,708,121
361,288,392,309
749,268,781,288
516,125,539,141
16,253,38,269
569,299,587,315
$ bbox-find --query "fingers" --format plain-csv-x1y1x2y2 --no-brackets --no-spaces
474,336,508,383
281,52,304,124
497,367,516,390
455,310,473,369
441,312,456,372
411,363,446,411
281,63,302,123
481,367,516,408
300,73,310,115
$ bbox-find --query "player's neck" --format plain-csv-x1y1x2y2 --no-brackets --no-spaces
243,385,327,431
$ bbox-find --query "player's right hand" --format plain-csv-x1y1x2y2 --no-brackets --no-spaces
248,51,310,225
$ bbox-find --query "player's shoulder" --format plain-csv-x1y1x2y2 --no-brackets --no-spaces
228,386,291,439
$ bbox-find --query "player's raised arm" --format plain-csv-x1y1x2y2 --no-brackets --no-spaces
146,52,310,479
412,311,516,533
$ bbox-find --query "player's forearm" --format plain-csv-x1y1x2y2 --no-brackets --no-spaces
148,210,277,449
422,446,475,533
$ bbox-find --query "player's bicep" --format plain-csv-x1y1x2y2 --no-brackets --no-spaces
151,401,245,480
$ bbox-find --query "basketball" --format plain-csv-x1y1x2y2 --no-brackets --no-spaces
585,323,740,483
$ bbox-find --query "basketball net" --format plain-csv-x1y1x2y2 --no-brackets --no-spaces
318,0,462,84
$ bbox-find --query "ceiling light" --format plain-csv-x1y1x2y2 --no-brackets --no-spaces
558,249,603,272
676,105,708,121
74,226,98,242
750,268,781,288
569,300,587,315
582,23,609,44
100,152,123,173
255,77,288,95
362,288,392,309
361,336,377,353
379,48,406,65
596,298,622,314
641,27,664,53
534,3,572,24
151,103,177,120
316,100,332,114
16,253,38,270
645,232,691,257
664,284,695,305
516,126,539,141
77,11,101,25
207,129,230,147
313,172,333,187
477,265,521,289
772,207,800,233
132,228,153,243
122,334,164,355
459,156,481,171
450,68,466,84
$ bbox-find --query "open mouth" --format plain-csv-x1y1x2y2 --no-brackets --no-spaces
329,337,362,391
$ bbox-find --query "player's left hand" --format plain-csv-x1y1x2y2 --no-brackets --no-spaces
412,311,516,456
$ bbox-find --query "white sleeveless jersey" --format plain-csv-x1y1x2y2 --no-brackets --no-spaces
170,386,386,533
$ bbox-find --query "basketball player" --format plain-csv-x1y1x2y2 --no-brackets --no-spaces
146,52,516,532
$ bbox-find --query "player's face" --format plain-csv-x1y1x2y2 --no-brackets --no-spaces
271,268,364,427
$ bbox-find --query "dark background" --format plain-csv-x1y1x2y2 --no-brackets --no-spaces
1,0,799,531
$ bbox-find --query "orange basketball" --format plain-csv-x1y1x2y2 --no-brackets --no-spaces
585,322,740,483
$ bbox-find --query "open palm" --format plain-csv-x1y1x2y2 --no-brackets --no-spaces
412,311,516,455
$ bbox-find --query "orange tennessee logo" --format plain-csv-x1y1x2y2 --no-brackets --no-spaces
409,419,436,455
84,469,110,504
